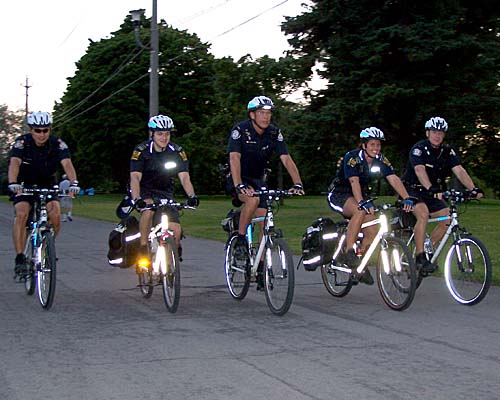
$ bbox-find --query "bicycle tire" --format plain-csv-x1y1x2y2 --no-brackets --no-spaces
444,235,491,306
224,234,250,300
160,237,181,313
24,236,36,296
137,268,154,298
376,236,416,311
393,228,425,289
37,232,57,310
264,237,295,316
320,262,353,297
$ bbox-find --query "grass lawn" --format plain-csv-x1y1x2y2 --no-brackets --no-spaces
2,194,499,284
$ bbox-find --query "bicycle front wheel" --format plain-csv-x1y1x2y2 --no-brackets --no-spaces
159,237,181,313
444,235,491,306
37,232,57,310
24,237,36,296
264,237,295,316
137,267,154,299
321,262,353,297
224,234,250,300
376,236,416,311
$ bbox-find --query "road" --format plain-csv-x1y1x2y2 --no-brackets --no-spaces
0,202,499,400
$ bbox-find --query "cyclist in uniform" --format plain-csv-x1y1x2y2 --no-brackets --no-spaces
8,111,80,275
227,95,304,287
403,116,483,273
327,127,414,284
130,114,199,263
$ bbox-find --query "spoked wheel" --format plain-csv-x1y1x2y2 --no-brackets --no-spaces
320,262,353,297
394,228,424,289
159,237,181,313
37,232,57,310
444,235,491,306
137,267,154,299
24,239,36,296
264,237,295,316
224,234,250,300
376,236,416,311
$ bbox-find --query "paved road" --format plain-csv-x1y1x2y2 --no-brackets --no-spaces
0,202,499,400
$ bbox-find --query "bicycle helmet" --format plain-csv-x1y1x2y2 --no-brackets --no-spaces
360,127,385,141
425,117,448,132
148,114,175,131
27,111,52,128
247,96,275,112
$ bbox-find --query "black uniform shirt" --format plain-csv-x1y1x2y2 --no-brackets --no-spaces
130,140,189,198
227,119,288,180
9,133,71,187
403,139,461,188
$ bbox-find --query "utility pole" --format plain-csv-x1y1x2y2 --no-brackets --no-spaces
23,76,31,131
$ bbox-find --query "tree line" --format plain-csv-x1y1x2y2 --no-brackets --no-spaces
2,1,499,197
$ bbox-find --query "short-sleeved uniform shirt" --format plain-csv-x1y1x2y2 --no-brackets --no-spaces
327,148,395,215
402,139,461,212
130,140,189,200
9,134,71,187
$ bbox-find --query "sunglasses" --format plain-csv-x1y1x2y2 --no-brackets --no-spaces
34,128,50,133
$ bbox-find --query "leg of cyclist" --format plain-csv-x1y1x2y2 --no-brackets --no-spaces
341,197,365,265
138,206,154,262
47,200,61,236
13,200,30,273
429,207,449,246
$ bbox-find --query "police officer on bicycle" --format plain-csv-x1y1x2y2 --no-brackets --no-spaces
8,111,80,275
402,116,484,273
130,114,199,263
327,127,414,284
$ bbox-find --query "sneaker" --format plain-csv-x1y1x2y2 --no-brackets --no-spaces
256,261,264,291
416,252,437,274
67,215,73,221
234,235,249,262
14,254,27,276
358,268,374,285
337,248,360,268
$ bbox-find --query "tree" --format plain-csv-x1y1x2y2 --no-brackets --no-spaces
0,105,24,193
283,0,500,194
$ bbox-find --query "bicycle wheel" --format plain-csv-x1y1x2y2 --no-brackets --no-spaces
320,262,353,297
376,236,416,311
264,237,295,316
137,266,154,299
24,236,36,296
444,235,491,306
159,237,181,313
37,232,57,310
224,234,250,300
393,228,424,289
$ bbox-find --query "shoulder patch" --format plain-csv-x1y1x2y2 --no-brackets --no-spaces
347,157,357,168
277,131,284,142
231,129,241,140
13,139,25,149
412,148,422,157
58,139,68,150
382,156,392,167
449,148,456,157
131,150,141,161
179,150,188,161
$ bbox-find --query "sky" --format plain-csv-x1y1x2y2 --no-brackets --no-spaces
1,0,313,113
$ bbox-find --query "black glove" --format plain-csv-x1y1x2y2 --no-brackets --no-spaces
187,195,199,207
358,199,374,213
470,187,484,198
293,183,304,191
133,198,146,210
425,185,441,198
236,183,249,194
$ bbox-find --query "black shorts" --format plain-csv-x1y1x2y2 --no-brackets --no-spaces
327,191,352,216
406,188,447,214
11,193,59,206
141,189,180,224
227,176,267,209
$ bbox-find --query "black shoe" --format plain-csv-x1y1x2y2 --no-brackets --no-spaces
256,261,264,291
416,252,437,274
234,235,249,262
358,268,374,285
67,215,73,221
14,254,27,276
337,249,359,268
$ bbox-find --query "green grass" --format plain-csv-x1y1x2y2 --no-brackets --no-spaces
2,194,498,284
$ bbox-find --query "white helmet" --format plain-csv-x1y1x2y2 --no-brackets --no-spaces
148,114,174,131
425,116,448,132
360,127,385,141
27,111,52,128
247,95,275,112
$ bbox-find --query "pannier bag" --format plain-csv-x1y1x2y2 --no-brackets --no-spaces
301,217,339,271
221,209,241,233
392,207,417,230
107,216,141,268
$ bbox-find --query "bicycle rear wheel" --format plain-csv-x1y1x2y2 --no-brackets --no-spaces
224,234,250,300
24,237,36,295
444,235,491,306
320,262,353,297
264,237,295,316
376,236,416,311
160,237,181,313
37,232,56,310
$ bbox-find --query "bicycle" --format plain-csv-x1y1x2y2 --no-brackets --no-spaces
317,199,417,311
16,186,68,310
134,198,195,313
392,189,491,306
222,189,296,316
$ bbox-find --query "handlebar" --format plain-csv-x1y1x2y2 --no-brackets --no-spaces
252,189,296,198
137,198,196,212
18,187,69,197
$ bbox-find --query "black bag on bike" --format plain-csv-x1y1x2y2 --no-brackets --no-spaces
221,209,240,233
301,217,338,271
107,216,141,268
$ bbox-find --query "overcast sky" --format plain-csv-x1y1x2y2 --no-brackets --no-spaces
1,0,311,113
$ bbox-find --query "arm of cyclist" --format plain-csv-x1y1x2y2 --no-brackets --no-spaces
60,159,79,197
349,176,374,214
7,157,23,194
279,154,305,195
386,174,415,212
229,152,255,196
451,165,484,199
413,164,443,199
129,171,146,210
178,171,199,207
